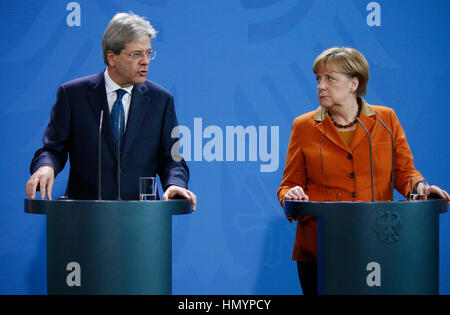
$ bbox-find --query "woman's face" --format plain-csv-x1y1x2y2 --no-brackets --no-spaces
315,68,358,108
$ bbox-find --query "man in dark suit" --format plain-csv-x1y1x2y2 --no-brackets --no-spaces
26,12,196,208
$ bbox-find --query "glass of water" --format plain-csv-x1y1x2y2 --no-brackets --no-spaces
139,177,156,201
409,177,428,200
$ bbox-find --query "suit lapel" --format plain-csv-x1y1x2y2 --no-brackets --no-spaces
87,72,116,158
121,84,151,159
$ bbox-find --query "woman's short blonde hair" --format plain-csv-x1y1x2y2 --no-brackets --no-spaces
313,47,369,97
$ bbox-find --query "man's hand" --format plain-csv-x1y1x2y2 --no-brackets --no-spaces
162,185,197,210
26,165,55,200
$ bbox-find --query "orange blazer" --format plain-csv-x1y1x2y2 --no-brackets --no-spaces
277,100,422,262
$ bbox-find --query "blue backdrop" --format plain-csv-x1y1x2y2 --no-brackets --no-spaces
0,0,448,294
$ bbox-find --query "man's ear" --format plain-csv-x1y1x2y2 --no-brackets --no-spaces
106,50,116,67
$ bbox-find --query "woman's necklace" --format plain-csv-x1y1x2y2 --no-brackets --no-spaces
328,102,362,129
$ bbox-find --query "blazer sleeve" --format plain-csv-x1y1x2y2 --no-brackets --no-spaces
389,108,422,197
30,85,71,176
156,94,189,190
277,118,307,207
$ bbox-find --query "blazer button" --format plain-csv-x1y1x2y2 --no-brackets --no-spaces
350,192,357,198
349,172,355,179
347,153,353,159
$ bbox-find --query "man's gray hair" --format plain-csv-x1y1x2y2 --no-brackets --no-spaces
102,12,157,65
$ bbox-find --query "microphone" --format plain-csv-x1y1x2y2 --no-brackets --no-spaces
356,117,375,202
377,118,394,201
117,113,121,200
98,110,104,200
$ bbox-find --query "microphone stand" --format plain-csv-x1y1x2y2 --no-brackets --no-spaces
377,118,395,201
357,117,375,202
98,110,103,200
117,113,121,201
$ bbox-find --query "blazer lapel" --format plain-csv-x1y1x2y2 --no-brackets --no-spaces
87,72,117,158
350,113,376,150
314,104,348,152
121,84,151,159
315,117,351,153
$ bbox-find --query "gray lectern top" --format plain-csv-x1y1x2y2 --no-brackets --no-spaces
25,198,192,215
285,199,447,217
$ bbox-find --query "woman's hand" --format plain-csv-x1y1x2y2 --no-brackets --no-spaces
284,186,309,201
416,182,450,204
283,186,309,223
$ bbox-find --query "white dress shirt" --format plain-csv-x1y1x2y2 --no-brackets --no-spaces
104,69,133,129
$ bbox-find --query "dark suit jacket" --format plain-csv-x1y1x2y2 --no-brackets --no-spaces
30,71,189,200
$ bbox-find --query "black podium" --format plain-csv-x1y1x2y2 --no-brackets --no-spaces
25,199,192,295
284,199,447,295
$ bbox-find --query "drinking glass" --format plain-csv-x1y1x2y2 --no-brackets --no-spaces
139,177,156,201
409,177,428,200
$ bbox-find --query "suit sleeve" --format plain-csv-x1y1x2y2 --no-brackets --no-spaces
156,94,189,190
30,85,71,176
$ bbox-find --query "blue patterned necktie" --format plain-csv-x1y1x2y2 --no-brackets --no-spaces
111,89,126,153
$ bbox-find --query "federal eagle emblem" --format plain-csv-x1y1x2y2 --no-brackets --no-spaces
374,211,404,243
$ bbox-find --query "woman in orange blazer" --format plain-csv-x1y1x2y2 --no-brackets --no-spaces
277,47,450,295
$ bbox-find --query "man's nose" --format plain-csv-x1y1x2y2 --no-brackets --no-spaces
140,57,149,65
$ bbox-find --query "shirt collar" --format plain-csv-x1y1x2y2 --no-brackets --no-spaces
313,97,376,121
104,69,134,95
